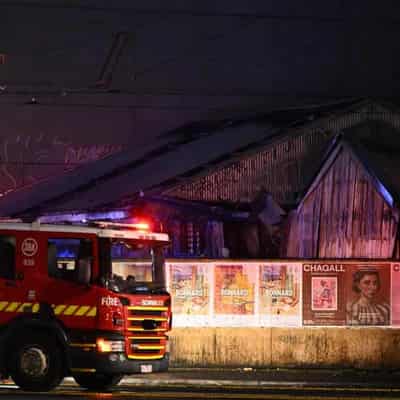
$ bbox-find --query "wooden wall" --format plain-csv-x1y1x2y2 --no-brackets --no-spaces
286,146,399,258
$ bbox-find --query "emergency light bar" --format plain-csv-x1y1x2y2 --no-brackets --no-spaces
91,220,150,231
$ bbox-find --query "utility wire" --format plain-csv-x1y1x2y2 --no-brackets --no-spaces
0,87,384,98
1,2,400,24
0,95,363,111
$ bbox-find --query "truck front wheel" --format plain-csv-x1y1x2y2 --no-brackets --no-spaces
73,373,123,391
9,333,64,391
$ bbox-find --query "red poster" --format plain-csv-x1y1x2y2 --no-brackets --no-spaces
214,264,255,315
392,263,400,325
312,276,338,311
303,263,347,325
346,264,390,326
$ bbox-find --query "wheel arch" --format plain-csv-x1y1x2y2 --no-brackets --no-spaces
1,316,71,375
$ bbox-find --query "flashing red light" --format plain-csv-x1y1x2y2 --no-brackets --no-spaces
131,222,150,231
130,216,153,231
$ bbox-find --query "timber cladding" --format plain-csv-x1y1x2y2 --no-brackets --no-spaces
167,128,331,204
286,129,400,259
166,103,400,207
169,327,400,368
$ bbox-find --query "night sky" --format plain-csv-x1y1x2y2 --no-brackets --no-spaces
0,0,399,148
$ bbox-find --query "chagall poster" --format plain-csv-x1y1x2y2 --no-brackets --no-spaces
345,263,390,326
214,264,256,315
259,263,301,326
303,262,347,325
168,263,210,317
392,263,400,325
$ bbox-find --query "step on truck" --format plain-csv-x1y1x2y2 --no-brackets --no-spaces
0,220,172,391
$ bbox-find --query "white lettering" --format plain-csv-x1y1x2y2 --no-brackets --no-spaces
141,299,163,306
221,288,249,297
264,289,293,297
303,264,345,273
175,289,205,298
21,238,38,257
101,296,120,306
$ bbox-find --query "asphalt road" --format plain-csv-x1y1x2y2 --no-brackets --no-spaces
1,384,400,400
0,368,400,399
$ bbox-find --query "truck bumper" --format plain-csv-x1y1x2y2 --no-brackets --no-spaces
70,349,169,375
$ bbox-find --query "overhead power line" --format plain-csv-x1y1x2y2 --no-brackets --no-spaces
1,2,400,25
0,95,365,112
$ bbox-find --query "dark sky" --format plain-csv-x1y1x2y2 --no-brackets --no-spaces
0,0,399,148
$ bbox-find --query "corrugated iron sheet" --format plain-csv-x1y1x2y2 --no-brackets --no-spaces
167,106,400,205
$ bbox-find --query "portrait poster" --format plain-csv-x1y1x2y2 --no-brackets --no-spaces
312,276,337,311
214,264,256,316
392,263,400,325
346,263,390,326
168,263,210,318
303,262,347,326
259,263,301,326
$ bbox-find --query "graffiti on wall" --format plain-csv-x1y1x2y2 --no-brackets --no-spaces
64,144,122,166
0,134,68,193
0,135,121,194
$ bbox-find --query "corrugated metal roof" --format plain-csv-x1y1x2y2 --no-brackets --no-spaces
0,98,395,218
0,121,276,217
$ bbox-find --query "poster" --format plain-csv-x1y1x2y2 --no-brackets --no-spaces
392,263,400,325
303,263,347,325
346,263,390,326
259,263,301,326
169,263,210,316
312,276,337,311
164,260,393,328
214,264,256,315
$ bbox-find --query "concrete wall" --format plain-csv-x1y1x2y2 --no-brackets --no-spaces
169,327,400,369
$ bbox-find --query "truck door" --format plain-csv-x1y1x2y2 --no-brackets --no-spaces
0,232,29,323
43,235,98,330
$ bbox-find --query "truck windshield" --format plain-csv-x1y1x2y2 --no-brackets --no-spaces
103,239,167,295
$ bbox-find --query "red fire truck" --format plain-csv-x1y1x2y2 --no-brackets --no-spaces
0,220,172,391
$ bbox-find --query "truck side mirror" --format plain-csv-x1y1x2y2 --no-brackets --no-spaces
76,258,91,285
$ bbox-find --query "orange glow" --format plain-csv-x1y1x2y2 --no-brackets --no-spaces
96,338,112,352
132,222,150,230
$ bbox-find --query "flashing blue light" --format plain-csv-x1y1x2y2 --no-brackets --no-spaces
40,210,129,223
376,180,393,207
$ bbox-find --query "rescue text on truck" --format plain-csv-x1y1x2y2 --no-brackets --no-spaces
0,220,172,391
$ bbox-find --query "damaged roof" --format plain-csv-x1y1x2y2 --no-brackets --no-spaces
0,97,396,218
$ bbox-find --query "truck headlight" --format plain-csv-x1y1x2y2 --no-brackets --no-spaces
96,338,124,352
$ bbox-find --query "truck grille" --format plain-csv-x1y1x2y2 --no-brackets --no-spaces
126,305,168,360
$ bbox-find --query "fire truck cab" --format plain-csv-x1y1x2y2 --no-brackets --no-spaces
0,220,172,391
